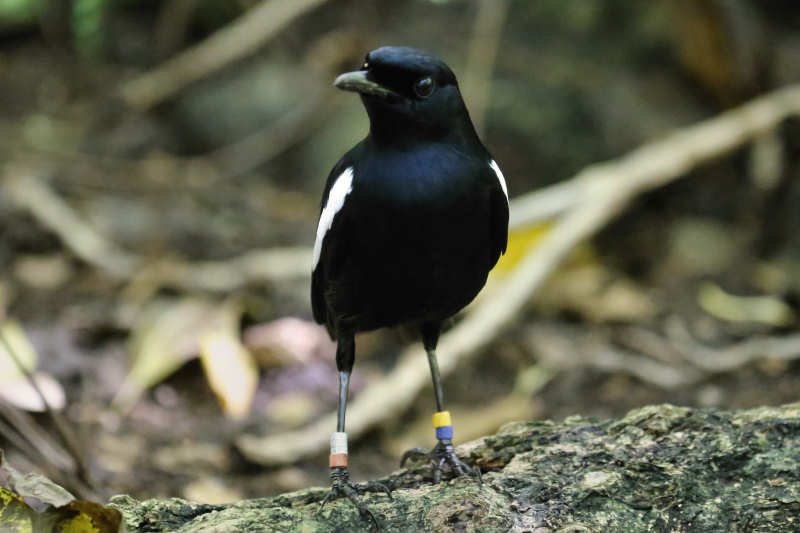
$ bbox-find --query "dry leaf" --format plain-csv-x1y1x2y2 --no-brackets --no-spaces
0,449,74,511
114,297,260,418
0,319,37,378
12,253,73,290
491,222,553,275
0,451,121,532
698,282,796,326
243,316,334,367
113,298,217,412
0,372,66,411
0,320,66,411
199,302,258,420
265,391,317,427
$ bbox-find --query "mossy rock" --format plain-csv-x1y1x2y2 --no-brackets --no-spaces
110,403,800,532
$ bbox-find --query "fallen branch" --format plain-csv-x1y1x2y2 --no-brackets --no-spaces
209,91,337,179
16,87,800,285
508,173,592,228
238,83,800,465
509,84,800,228
690,334,800,371
461,0,509,136
1,165,311,287
2,167,140,278
526,323,705,389
0,328,93,497
119,0,331,109
5,86,800,468
529,317,800,392
666,317,800,372
128,247,312,293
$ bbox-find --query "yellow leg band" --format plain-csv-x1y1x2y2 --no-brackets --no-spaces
432,411,452,428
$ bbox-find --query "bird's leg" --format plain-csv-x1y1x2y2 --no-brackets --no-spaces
319,338,390,528
401,324,481,483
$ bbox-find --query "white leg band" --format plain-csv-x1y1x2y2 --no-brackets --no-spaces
330,432,348,455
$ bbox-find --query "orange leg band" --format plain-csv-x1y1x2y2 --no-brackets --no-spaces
329,453,348,468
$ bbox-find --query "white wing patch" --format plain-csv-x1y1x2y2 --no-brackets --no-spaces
312,167,354,269
489,159,508,201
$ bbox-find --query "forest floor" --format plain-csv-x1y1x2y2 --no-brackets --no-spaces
1,0,799,510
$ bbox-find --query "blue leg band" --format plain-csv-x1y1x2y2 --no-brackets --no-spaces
436,425,454,440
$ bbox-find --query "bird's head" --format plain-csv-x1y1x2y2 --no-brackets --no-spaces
334,46,478,145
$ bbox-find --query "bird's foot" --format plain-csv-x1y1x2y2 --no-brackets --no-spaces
318,466,392,529
401,439,481,484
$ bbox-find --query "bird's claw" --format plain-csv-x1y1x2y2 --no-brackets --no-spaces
318,467,391,530
362,479,394,499
400,440,481,484
400,447,429,466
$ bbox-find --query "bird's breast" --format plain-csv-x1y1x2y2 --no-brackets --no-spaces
348,149,494,282
355,145,485,207
324,145,499,329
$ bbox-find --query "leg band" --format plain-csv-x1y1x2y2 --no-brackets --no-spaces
436,425,454,440
432,411,451,428
330,431,348,454
330,432,348,468
433,411,453,440
329,453,348,467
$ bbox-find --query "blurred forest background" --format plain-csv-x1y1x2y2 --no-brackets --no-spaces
1,0,800,507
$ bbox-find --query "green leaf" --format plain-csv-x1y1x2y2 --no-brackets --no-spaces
0,0,40,27
71,0,107,58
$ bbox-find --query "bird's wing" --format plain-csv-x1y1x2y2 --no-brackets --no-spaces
311,147,361,333
486,159,510,266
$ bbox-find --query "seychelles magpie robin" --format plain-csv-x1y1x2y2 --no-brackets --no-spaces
312,46,509,523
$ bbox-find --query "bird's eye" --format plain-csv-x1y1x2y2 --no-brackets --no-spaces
413,76,435,98
362,62,369,70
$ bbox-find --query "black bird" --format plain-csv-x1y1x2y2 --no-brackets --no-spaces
312,46,509,522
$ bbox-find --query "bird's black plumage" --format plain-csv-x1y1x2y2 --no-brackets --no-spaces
312,46,508,525
312,46,508,339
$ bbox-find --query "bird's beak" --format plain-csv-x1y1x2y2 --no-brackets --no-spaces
333,71,399,99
